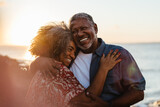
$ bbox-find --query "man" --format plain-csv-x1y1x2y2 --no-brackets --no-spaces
31,13,145,107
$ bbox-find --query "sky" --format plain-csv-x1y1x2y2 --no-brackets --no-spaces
0,0,160,46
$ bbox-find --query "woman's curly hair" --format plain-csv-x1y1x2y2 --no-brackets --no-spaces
29,22,73,59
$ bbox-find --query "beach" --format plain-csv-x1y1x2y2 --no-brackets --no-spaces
0,43,160,107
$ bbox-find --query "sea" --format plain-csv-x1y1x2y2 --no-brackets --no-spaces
0,43,160,107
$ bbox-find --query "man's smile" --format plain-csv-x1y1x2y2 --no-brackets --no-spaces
80,38,88,42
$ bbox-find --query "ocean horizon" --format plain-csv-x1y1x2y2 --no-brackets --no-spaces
0,43,160,106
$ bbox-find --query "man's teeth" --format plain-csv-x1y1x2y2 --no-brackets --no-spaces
67,59,71,62
80,38,88,42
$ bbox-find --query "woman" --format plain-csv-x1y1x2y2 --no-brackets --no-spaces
25,22,121,107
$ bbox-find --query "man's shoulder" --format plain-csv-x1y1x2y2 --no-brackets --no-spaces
103,43,132,58
98,38,129,54
104,43,125,51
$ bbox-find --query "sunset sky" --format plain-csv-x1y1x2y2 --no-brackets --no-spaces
0,0,160,46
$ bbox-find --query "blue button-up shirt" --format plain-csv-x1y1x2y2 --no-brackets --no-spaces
90,38,146,101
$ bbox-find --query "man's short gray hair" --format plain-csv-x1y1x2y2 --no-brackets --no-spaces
69,12,95,29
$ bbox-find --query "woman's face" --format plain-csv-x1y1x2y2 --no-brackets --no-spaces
59,41,76,67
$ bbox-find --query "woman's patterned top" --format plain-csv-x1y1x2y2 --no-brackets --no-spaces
25,65,85,107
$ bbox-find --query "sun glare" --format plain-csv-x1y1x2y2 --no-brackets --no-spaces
24,50,35,61
8,20,37,46
7,12,48,46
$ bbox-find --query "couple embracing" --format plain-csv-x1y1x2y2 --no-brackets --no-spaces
25,13,145,107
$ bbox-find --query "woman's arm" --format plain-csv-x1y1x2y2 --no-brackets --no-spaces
29,56,62,76
70,49,121,103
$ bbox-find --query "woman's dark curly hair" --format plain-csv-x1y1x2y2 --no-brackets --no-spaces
29,22,73,60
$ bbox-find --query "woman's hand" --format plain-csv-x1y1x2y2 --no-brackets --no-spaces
99,49,121,72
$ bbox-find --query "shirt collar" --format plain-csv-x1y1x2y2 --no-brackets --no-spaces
94,38,106,56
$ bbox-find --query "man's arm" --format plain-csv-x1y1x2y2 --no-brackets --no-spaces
110,48,145,107
73,89,144,107
110,49,145,107
110,89,144,107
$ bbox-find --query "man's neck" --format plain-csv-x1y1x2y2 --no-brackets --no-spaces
81,39,101,54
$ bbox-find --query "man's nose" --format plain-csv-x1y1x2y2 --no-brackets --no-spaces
77,30,83,37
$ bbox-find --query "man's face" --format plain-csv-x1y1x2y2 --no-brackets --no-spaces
70,18,98,52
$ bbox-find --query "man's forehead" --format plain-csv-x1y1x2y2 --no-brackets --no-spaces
71,18,88,23
70,18,91,29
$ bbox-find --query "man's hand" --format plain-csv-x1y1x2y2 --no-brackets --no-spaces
69,92,109,107
29,56,62,76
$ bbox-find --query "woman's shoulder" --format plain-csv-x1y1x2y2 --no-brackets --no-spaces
58,64,75,78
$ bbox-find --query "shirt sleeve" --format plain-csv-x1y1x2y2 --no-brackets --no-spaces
120,48,146,91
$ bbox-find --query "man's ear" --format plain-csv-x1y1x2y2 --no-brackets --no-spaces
94,23,98,34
